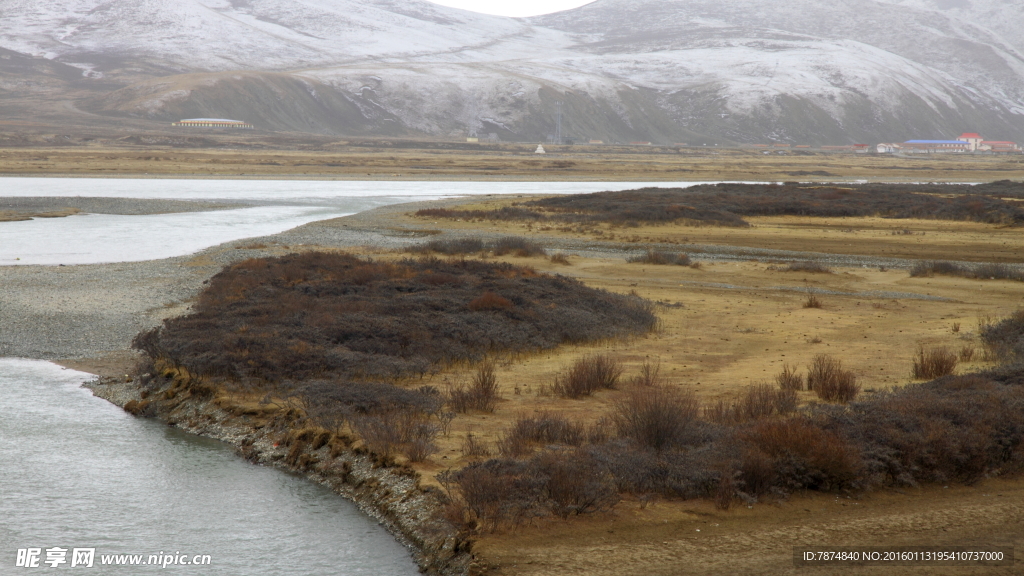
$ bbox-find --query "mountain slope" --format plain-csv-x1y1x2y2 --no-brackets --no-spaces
2,0,1023,144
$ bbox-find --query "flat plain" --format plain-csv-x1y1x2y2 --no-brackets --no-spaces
7,145,1024,576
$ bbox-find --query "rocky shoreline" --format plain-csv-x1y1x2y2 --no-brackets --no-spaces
84,373,479,576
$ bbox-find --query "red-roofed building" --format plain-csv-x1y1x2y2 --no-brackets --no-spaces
958,132,983,150
980,141,1022,153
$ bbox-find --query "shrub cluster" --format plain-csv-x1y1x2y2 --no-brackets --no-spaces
774,261,833,274
498,413,586,457
132,253,656,385
626,250,692,266
408,238,484,255
447,360,1024,530
910,261,1024,282
981,310,1024,363
803,294,823,309
297,380,443,462
408,236,545,257
612,386,700,450
441,449,620,529
826,375,1024,486
806,354,859,402
447,362,500,413
416,181,1024,227
776,364,804,390
704,383,798,424
551,354,623,399
912,346,958,379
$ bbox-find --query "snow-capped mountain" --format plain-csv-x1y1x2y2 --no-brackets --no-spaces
2,0,1023,144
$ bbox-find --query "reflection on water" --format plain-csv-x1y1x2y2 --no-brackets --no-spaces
0,358,419,575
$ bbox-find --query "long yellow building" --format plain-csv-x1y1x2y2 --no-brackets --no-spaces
171,118,253,129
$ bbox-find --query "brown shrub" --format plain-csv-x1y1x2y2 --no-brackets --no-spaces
407,237,485,255
444,449,618,530
807,354,859,403
613,386,699,450
549,253,571,265
741,417,863,491
532,450,620,519
444,459,540,530
627,250,691,266
498,413,585,457
468,291,513,311
352,409,439,461
803,294,823,309
492,236,546,257
447,362,501,413
552,354,623,399
784,261,833,274
959,345,976,363
703,383,797,424
980,309,1024,363
776,364,804,391
630,358,661,387
910,261,1024,282
461,432,491,458
835,378,1024,486
912,346,958,379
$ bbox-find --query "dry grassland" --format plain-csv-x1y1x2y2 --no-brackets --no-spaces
2,143,1024,181
401,195,1024,263
362,206,1024,576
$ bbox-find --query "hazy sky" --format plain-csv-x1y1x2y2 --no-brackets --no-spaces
427,0,594,17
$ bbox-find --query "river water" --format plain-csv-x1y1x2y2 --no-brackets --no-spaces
0,177,703,573
0,358,420,574
0,178,715,265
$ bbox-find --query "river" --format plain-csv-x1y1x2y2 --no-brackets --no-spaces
0,358,419,574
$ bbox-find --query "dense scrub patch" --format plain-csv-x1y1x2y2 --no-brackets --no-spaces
626,250,692,266
910,261,1024,282
450,372,1024,530
981,310,1024,363
416,181,1024,227
408,236,545,257
132,252,656,385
